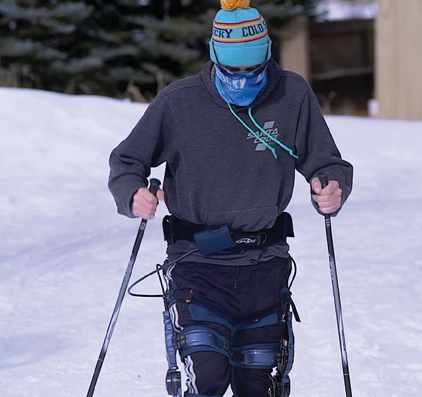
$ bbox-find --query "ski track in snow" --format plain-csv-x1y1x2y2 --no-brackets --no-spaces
0,87,421,397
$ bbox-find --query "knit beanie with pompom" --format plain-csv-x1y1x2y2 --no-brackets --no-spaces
210,0,272,67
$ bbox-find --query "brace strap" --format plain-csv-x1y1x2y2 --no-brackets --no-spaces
231,343,280,369
176,325,230,360
184,394,221,397
188,302,279,333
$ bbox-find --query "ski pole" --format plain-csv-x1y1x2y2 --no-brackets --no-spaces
86,178,161,397
319,176,352,397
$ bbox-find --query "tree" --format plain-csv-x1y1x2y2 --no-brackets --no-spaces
0,0,321,99
0,1,96,91
132,0,321,97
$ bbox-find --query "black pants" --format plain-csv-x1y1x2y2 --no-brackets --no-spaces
167,258,292,397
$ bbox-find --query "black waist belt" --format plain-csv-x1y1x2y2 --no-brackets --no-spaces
162,213,294,252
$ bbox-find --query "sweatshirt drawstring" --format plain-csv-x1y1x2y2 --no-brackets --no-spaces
247,108,298,159
227,103,298,160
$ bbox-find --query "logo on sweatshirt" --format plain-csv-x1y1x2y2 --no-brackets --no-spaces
246,120,279,152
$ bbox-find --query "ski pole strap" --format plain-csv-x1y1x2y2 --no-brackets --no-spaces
162,213,294,250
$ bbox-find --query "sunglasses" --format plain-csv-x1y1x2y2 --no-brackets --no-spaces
212,39,270,78
218,63,267,79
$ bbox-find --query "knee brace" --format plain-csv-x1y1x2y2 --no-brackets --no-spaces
163,315,230,397
180,303,283,370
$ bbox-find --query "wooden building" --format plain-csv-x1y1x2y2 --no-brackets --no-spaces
280,0,422,120
376,0,422,120
280,15,374,115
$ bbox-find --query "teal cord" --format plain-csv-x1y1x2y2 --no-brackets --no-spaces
226,103,298,160
248,108,298,159
227,103,278,158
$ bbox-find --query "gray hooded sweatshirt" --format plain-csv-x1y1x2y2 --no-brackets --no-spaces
109,59,353,265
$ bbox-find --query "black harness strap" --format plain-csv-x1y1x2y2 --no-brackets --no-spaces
162,212,294,250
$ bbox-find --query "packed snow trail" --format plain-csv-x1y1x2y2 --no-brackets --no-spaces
0,88,421,396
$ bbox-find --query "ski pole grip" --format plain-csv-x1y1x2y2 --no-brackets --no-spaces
311,176,329,195
320,176,329,189
319,176,331,218
149,178,161,196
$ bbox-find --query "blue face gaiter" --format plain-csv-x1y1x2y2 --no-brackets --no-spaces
214,63,268,106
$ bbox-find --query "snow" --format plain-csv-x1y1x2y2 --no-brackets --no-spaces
1,86,421,397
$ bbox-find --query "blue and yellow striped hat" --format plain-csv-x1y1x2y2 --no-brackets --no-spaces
210,0,272,67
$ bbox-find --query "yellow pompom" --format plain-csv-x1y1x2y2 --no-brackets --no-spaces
220,0,250,11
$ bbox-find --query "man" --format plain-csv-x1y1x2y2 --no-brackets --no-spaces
108,1,353,396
